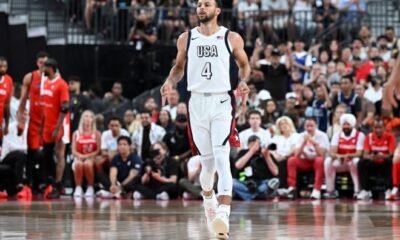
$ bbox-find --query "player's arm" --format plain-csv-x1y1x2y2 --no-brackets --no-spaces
17,73,31,123
165,32,187,84
229,31,251,82
160,32,188,106
52,101,69,140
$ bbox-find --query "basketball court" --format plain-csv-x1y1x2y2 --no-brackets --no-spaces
0,199,399,239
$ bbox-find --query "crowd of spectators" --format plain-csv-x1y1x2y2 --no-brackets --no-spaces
71,0,373,47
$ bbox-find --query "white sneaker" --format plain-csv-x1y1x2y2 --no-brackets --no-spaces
211,211,229,239
386,187,398,201
203,192,218,232
156,191,169,201
357,190,372,200
385,189,392,200
96,190,113,199
113,191,122,199
84,186,95,198
73,186,83,197
310,189,321,199
182,192,191,200
133,191,142,200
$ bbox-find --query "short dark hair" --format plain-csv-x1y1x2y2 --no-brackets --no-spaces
108,116,122,125
304,116,317,123
44,58,58,72
196,0,223,8
68,75,81,82
36,51,49,60
140,109,153,117
248,135,260,144
0,56,7,62
117,135,132,145
385,26,394,31
341,74,354,83
247,109,262,118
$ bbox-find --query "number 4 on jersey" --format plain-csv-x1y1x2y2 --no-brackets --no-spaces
201,62,212,80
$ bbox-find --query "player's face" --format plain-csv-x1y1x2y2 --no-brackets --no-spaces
0,60,8,76
43,66,54,77
197,0,220,23
37,57,48,72
248,114,261,128
304,120,316,134
118,140,130,156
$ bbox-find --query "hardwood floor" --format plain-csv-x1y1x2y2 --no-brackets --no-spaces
0,198,399,239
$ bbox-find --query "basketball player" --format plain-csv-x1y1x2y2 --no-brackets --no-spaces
16,51,48,197
160,0,250,238
41,59,70,199
0,57,13,140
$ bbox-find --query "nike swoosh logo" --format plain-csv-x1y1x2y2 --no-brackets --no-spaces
191,37,199,40
220,99,229,104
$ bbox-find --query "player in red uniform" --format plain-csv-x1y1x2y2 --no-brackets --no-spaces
41,59,70,199
71,110,101,198
0,57,13,140
358,119,395,200
16,51,48,197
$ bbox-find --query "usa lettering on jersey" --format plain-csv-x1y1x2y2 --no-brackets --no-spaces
197,45,218,58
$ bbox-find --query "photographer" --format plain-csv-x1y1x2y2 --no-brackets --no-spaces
97,136,141,199
232,135,279,201
132,141,178,200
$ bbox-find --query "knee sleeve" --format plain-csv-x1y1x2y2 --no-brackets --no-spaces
213,145,232,196
199,154,216,192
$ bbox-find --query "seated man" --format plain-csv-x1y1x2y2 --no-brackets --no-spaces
324,114,365,199
96,116,129,174
358,119,395,200
287,117,330,199
239,110,271,149
132,141,178,200
233,135,279,201
97,136,141,198
0,111,29,198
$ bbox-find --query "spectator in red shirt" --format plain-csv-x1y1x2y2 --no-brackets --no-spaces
358,119,395,200
41,59,70,199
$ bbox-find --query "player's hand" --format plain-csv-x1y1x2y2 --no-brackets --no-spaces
237,81,250,109
160,79,174,107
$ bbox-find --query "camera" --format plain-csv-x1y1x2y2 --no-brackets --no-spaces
145,159,158,172
148,149,160,158
268,143,277,151
246,179,257,193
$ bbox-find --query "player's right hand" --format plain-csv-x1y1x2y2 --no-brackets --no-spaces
160,79,173,107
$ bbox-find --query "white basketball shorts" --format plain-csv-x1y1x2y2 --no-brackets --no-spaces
187,92,235,156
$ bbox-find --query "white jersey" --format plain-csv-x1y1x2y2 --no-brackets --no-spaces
185,26,239,93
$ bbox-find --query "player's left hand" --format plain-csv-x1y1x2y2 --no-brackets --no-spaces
160,79,174,107
237,81,250,109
